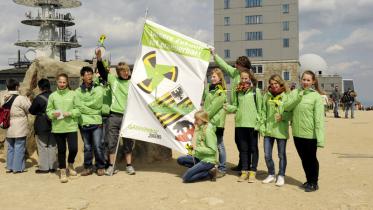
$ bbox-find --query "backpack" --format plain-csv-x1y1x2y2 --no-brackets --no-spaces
0,95,18,129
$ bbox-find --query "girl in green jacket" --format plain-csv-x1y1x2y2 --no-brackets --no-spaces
177,110,218,183
261,74,290,186
46,73,80,183
226,69,262,183
287,70,325,192
203,68,227,177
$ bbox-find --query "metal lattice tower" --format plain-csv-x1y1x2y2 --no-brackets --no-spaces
13,0,82,61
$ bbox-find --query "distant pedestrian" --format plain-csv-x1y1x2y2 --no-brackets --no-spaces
342,88,357,119
331,86,342,118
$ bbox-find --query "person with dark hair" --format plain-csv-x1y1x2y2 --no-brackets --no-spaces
29,78,57,173
76,66,106,176
342,88,357,119
46,73,80,183
285,70,325,192
96,49,135,176
331,86,341,118
225,69,262,183
1,79,31,173
210,49,253,172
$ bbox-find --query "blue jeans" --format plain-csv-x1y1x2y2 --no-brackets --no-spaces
177,155,214,183
6,137,26,172
264,136,287,176
345,102,355,118
333,101,340,117
80,125,105,169
216,128,226,172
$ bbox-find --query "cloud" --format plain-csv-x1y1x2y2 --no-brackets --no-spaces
326,44,344,54
300,0,336,12
299,29,322,50
342,28,373,48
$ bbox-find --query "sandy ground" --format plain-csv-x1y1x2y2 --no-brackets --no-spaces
0,110,373,210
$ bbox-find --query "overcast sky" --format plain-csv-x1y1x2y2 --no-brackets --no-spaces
1,0,372,105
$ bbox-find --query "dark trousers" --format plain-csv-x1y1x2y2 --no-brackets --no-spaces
235,127,259,171
294,137,319,184
54,132,78,169
177,155,215,183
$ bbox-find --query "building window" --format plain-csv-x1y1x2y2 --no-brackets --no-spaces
224,49,231,58
331,83,335,88
252,65,263,74
246,0,262,7
283,21,289,31
321,84,325,89
283,71,290,81
224,17,230,26
246,31,263,40
245,15,263,24
224,33,230,42
246,48,263,57
283,38,289,48
0,80,6,90
282,4,289,14
224,0,230,9
257,80,264,90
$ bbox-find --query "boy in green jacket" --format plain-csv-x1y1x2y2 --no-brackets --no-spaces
177,110,218,183
76,66,106,176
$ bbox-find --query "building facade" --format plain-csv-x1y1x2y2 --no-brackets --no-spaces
214,0,299,89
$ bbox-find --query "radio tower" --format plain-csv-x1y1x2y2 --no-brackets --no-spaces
13,0,82,61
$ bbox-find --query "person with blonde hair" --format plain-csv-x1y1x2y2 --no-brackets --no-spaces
177,110,218,183
203,68,227,177
261,74,290,186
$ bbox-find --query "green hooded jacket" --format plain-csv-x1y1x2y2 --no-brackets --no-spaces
214,54,240,103
94,77,112,116
108,74,129,114
193,123,217,164
226,87,263,129
203,85,227,128
262,91,291,139
46,88,80,133
285,88,325,147
75,83,104,126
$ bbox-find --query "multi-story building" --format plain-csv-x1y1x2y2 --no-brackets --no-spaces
214,0,299,90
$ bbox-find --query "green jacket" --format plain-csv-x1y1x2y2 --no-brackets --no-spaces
227,87,263,129
193,123,217,164
108,74,129,114
46,88,80,133
203,85,227,128
75,83,104,126
262,91,291,139
214,54,240,103
286,88,325,147
94,77,112,116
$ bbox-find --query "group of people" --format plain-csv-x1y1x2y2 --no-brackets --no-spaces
177,49,324,193
331,86,357,119
1,49,325,192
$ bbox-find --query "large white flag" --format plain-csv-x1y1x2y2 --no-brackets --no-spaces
120,20,211,154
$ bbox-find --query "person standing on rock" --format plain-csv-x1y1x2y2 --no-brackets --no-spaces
76,66,106,176
1,79,31,173
261,74,290,186
46,73,80,183
225,69,262,183
177,110,218,183
285,70,325,192
203,68,227,178
210,48,253,172
29,78,58,174
96,49,135,176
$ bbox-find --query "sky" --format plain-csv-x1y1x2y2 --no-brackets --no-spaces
0,0,372,105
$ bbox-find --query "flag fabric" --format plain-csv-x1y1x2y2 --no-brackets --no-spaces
120,20,211,154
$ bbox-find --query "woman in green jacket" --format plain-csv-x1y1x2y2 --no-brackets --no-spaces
286,70,325,192
226,69,262,183
46,73,80,183
177,110,218,183
261,74,290,186
203,68,227,176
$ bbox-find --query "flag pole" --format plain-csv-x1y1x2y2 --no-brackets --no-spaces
110,8,150,176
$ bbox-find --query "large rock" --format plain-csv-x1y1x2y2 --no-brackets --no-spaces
1,57,172,164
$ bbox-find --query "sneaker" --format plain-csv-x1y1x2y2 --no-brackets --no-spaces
208,167,217,181
275,175,285,186
305,183,319,192
105,166,118,176
81,168,93,176
248,171,256,183
6,169,13,173
97,168,105,176
126,165,136,175
217,170,226,178
60,169,68,183
262,175,276,184
35,169,49,174
67,164,77,176
300,182,309,189
237,171,248,182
